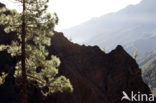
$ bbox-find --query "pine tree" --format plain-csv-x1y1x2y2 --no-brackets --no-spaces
21,1,27,102
0,0,73,102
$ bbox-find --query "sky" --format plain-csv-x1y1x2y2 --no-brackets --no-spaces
0,0,141,30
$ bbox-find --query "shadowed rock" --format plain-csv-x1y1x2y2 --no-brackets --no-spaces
44,32,155,103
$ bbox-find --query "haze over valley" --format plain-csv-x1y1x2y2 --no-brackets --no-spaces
62,0,156,58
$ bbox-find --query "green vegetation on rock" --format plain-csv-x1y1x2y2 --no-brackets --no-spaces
140,52,156,96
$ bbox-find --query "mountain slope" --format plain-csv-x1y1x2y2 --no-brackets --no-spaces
139,51,156,67
62,0,156,57
139,51,156,96
142,56,156,96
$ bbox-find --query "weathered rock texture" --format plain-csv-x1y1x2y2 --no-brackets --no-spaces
44,32,155,103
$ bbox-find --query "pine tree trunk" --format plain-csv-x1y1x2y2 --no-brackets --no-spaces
22,0,27,103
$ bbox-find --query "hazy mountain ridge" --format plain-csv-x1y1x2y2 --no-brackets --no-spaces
139,51,156,67
62,0,156,57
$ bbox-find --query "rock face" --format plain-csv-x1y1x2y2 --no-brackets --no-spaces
44,32,155,103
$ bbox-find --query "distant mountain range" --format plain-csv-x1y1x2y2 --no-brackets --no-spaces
62,0,156,57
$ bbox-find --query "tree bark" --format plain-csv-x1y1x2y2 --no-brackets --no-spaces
22,0,27,103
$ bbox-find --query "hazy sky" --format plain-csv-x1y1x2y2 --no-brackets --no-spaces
0,0,141,30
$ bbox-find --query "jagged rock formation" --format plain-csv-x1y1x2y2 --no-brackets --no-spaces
44,32,155,103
